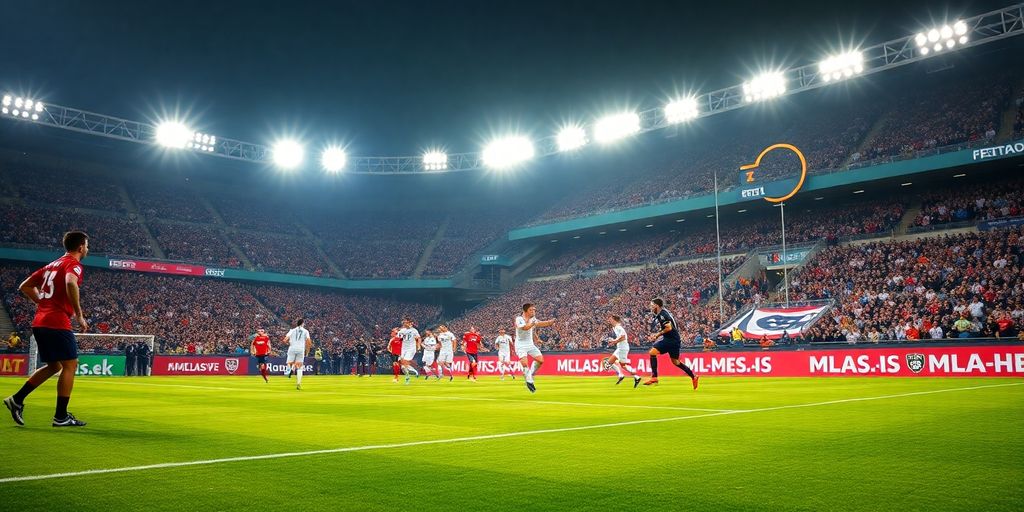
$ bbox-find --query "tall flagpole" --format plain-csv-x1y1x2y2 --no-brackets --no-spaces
781,201,789,307
714,170,724,328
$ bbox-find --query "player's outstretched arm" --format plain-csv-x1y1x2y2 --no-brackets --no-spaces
536,319,555,328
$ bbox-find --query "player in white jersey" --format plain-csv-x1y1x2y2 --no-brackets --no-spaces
281,317,312,390
435,324,457,381
515,303,555,393
494,328,515,380
600,314,641,388
397,316,422,384
420,329,439,380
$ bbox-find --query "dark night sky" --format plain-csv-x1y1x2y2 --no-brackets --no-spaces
0,0,1014,156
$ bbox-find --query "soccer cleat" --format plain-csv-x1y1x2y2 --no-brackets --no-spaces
643,378,659,386
525,381,536,393
296,384,302,390
405,375,411,385
633,376,642,388
52,413,86,427
392,378,399,383
448,375,453,382
616,376,625,385
692,375,700,390
4,396,24,426
511,374,516,380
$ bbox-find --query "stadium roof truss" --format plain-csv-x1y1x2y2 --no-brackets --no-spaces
4,2,1023,174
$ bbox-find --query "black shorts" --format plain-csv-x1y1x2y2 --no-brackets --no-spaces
466,353,478,364
255,355,268,365
652,337,681,359
33,327,78,363
357,355,367,363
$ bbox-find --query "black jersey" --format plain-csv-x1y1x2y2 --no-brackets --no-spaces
654,309,681,342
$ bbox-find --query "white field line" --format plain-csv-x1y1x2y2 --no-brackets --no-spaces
1,381,1020,484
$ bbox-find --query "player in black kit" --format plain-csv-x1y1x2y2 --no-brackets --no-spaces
367,344,378,376
644,298,699,388
355,340,368,376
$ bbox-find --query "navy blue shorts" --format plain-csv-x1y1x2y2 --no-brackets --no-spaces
466,353,478,364
33,327,78,363
255,355,268,365
652,337,681,360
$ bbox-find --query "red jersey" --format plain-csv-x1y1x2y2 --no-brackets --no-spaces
28,254,83,331
463,332,481,354
252,334,271,356
389,336,402,355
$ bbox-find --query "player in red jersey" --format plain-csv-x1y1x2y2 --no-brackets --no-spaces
388,328,403,383
4,231,90,427
250,328,273,383
462,326,482,381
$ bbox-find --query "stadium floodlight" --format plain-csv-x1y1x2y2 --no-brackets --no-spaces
743,72,786,102
482,136,534,169
2,94,43,121
154,121,193,149
818,51,864,82
422,150,448,171
321,146,347,173
664,97,699,124
593,112,640,144
915,21,969,56
272,139,305,169
185,131,217,152
556,125,587,152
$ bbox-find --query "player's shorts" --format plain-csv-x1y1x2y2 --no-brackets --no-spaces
612,344,629,362
466,353,478,364
400,347,417,361
32,327,78,363
254,355,268,365
652,337,682,359
437,350,454,364
497,351,511,363
286,347,305,364
515,344,542,359
357,355,367,363
422,351,435,366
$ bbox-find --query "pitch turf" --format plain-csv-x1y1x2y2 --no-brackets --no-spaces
1,374,1021,511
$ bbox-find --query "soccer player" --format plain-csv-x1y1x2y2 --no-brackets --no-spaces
436,324,457,381
644,298,699,388
397,317,421,384
4,231,90,427
515,303,554,393
388,328,403,383
601,314,641,388
420,329,439,380
282,318,312,390
355,339,368,377
250,328,272,383
494,328,515,380
367,343,379,376
462,326,482,381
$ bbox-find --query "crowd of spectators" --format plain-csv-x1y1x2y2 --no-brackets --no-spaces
129,184,214,223
914,177,1024,228
420,210,529,276
0,205,155,257
229,231,330,276
214,196,301,234
1014,92,1023,138
150,222,241,267
2,165,126,212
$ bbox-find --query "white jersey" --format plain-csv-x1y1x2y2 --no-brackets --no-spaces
398,327,419,351
437,332,456,352
611,324,628,351
422,336,438,352
286,326,310,350
515,316,536,348
495,334,512,353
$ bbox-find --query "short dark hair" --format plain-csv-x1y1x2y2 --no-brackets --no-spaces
63,231,89,252
522,303,534,312
651,298,664,308
608,314,621,322
295,317,305,327
402,316,412,322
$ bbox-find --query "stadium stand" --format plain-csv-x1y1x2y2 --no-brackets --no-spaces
0,205,155,258
914,176,1024,228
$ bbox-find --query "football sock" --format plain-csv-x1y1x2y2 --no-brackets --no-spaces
12,381,37,404
623,364,637,376
260,367,268,382
650,355,659,378
673,361,696,379
613,363,624,378
296,367,303,384
55,395,70,419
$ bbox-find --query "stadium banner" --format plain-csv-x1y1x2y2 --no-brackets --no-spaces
75,355,126,377
152,355,249,376
719,304,830,340
977,216,1024,231
247,356,316,375
0,354,29,376
738,177,799,201
109,259,207,277
971,141,1024,161
758,249,811,268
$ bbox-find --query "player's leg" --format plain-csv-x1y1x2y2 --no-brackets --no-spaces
52,358,80,424
295,360,304,389
669,357,699,389
645,345,664,385
4,361,62,426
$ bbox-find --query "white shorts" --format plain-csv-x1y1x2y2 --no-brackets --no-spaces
612,345,629,362
437,351,454,364
400,347,417,361
286,347,305,364
422,351,435,366
515,345,542,359
498,351,511,363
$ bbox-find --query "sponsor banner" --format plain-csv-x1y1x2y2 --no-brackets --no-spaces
204,268,227,277
0,354,29,376
75,355,126,377
152,355,249,376
758,249,810,267
719,305,829,340
738,177,799,201
978,216,1024,231
248,356,316,375
971,141,1024,161
109,259,207,277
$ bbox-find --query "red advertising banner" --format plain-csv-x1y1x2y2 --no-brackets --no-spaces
0,354,28,376
108,259,207,277
152,355,249,376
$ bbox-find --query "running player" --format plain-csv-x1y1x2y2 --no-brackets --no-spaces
515,303,554,393
644,298,699,388
250,328,272,383
388,328,403,383
601,314,641,387
4,231,90,427
282,318,312,390
397,317,421,384
436,324,456,381
462,326,482,382
420,329,439,380
494,328,515,380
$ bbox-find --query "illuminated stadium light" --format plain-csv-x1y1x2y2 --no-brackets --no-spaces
915,21,968,56
186,131,217,152
593,112,640,144
422,150,448,171
556,125,587,152
154,121,193,149
272,139,305,169
818,51,864,82
482,136,534,169
743,72,786,102
321,146,347,173
2,94,43,121
664,97,699,124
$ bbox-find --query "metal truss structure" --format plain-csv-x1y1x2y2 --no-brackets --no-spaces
3,3,1022,174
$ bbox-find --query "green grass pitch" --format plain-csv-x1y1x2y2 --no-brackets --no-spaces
1,375,1021,511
